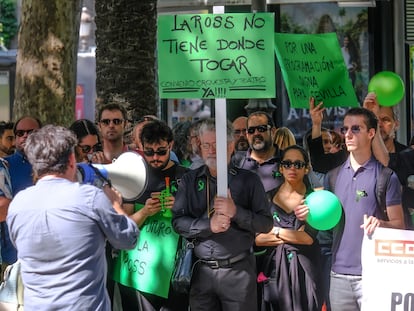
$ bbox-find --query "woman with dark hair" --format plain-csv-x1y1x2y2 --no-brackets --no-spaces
69,119,104,163
256,145,322,311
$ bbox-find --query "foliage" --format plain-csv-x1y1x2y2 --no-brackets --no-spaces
0,0,18,48
280,13,309,34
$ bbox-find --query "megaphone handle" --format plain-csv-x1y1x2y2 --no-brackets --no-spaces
89,163,112,188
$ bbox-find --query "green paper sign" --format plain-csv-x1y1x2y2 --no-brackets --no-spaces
274,32,359,108
158,13,275,99
113,204,179,298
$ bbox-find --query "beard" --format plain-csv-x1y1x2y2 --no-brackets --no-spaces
204,157,217,170
235,137,249,151
381,131,394,143
250,135,270,152
149,159,169,170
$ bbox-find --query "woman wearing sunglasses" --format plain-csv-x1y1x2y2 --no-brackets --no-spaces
256,145,322,311
69,119,105,163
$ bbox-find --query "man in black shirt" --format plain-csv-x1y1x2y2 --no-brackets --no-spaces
172,118,273,311
364,93,413,229
114,120,189,311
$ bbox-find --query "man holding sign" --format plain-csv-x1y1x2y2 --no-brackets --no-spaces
172,118,272,311
113,120,189,311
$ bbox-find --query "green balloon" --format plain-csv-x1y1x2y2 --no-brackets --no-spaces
305,190,342,230
368,71,405,107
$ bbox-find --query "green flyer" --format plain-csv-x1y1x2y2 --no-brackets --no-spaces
274,32,359,108
113,205,179,298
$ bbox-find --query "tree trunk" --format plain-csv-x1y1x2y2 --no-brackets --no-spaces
95,0,158,124
14,0,81,126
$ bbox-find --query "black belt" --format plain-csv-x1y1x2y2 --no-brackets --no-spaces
199,252,250,269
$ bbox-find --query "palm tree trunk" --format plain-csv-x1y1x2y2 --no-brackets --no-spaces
95,0,158,123
14,0,81,126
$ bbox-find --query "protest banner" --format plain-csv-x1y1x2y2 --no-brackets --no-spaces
362,227,414,310
274,32,359,108
113,205,179,298
158,13,275,99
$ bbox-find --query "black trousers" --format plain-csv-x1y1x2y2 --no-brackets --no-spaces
189,254,257,311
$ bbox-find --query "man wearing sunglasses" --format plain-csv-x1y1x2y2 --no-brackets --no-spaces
114,120,189,311
0,116,41,277
232,111,282,193
97,103,130,163
299,107,404,311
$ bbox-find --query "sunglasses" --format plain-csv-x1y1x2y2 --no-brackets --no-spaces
280,160,306,169
143,149,169,157
100,118,124,126
340,125,361,135
15,129,35,137
78,143,102,153
247,125,271,134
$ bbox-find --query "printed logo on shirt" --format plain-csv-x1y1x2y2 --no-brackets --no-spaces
197,180,205,191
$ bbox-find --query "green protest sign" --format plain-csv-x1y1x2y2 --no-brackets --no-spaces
274,32,359,108
113,204,179,298
158,13,275,99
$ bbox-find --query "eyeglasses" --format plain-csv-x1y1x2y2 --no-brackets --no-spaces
247,125,271,134
78,143,101,153
143,148,169,157
15,129,35,137
100,119,124,126
340,125,362,135
280,160,306,169
201,142,217,150
234,128,247,135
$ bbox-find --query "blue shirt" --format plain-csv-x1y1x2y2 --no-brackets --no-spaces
328,157,401,275
5,151,33,194
7,177,139,310
1,151,33,263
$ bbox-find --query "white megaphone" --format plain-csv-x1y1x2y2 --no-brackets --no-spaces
76,151,148,201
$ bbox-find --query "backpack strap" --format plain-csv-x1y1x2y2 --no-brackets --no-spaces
375,166,393,220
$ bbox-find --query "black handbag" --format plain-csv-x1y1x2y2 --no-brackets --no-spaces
259,248,279,304
171,238,195,294
262,277,278,303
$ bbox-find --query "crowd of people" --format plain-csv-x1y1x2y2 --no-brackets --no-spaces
0,94,412,310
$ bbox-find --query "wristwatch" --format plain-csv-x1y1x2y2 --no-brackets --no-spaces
272,226,281,238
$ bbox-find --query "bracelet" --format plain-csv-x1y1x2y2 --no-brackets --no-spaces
272,226,281,238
